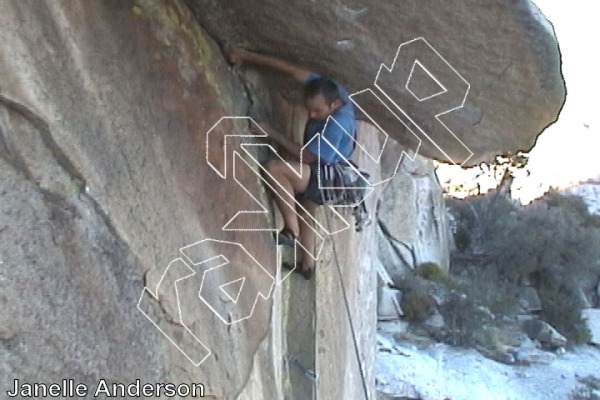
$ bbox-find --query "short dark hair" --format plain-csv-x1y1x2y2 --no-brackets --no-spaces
303,76,341,104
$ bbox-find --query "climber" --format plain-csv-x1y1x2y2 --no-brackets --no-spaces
225,48,357,280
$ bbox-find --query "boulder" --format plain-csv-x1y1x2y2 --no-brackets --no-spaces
378,321,410,338
511,335,558,365
378,384,422,400
378,286,404,320
480,346,516,365
187,0,565,165
515,348,557,365
518,286,543,313
522,320,568,349
424,312,445,330
581,308,600,346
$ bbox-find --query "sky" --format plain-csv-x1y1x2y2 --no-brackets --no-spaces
438,0,600,203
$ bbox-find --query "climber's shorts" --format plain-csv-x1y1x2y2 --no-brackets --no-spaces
296,162,324,205
296,161,342,206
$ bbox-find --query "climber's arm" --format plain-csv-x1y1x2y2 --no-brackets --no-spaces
226,48,312,84
251,124,317,164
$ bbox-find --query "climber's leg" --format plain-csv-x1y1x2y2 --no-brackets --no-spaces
264,159,311,239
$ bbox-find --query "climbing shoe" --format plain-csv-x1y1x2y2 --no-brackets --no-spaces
276,227,297,247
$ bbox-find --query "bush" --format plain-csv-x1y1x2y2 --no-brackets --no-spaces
443,188,600,349
448,262,520,316
447,190,600,344
546,192,589,218
546,191,600,229
401,292,437,322
537,285,591,345
440,288,495,347
417,262,448,282
454,225,472,253
571,376,600,400
447,194,519,255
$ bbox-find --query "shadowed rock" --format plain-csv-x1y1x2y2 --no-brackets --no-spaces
186,0,565,165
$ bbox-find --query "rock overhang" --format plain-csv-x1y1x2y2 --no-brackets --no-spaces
185,0,565,166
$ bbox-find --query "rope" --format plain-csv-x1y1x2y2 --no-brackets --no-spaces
319,187,371,400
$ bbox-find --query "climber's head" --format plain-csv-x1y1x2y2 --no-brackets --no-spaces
304,76,344,121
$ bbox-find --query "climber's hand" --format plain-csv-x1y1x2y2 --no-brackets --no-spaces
250,123,278,139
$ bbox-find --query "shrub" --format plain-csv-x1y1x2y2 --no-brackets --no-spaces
440,289,495,347
571,376,600,400
443,186,600,350
537,285,591,345
449,190,600,345
401,292,437,322
546,192,589,219
417,262,448,282
454,224,472,253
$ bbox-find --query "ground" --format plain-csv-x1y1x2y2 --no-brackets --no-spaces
377,328,600,400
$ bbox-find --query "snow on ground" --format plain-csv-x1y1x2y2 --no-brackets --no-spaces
377,332,600,400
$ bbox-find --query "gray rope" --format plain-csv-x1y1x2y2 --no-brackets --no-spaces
319,187,371,400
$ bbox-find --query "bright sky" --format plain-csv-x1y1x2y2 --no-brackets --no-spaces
438,1,600,203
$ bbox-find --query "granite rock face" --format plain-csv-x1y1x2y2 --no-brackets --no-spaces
582,309,600,346
378,139,453,274
0,1,274,397
186,0,565,165
0,1,379,398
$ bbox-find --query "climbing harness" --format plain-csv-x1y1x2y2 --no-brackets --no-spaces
319,161,372,232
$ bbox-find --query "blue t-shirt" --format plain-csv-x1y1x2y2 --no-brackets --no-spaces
303,74,356,163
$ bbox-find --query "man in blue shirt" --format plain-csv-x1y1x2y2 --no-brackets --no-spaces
226,48,356,279
302,73,356,164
